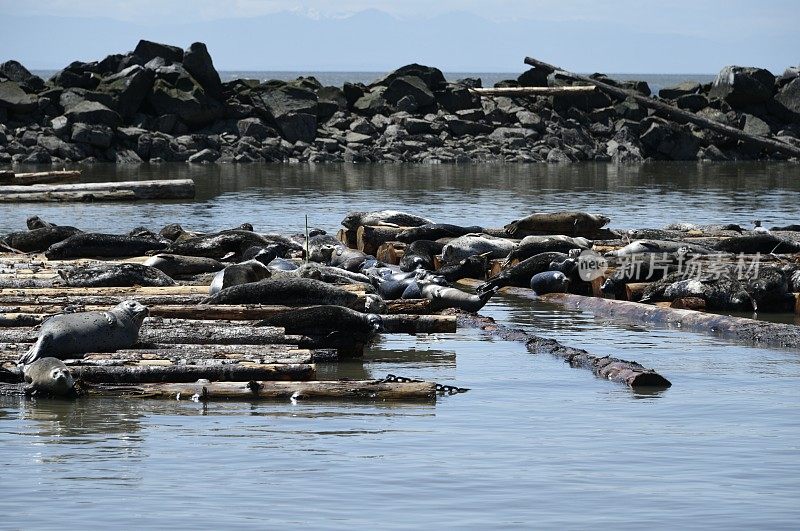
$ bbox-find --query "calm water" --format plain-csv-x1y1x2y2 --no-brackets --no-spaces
1,162,800,529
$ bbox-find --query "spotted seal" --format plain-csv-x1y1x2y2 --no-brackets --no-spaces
58,263,176,288
396,224,485,243
23,357,76,397
157,230,297,260
18,300,149,365
503,235,592,265
476,252,568,294
143,254,225,277
45,233,168,259
529,271,570,295
3,224,83,253
342,210,433,229
209,260,272,295
420,282,496,312
400,240,446,272
505,211,610,237
257,305,383,336
713,234,800,254
203,277,359,307
605,239,713,257
442,234,517,264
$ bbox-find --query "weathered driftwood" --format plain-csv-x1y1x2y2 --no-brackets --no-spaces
469,86,596,96
357,225,406,255
0,179,196,200
0,190,138,202
449,310,670,389
0,294,207,307
1,170,81,185
540,292,800,349
380,314,456,333
523,56,800,159
336,228,358,248
625,283,649,301
82,380,437,401
376,242,406,265
68,363,315,384
0,380,437,401
385,298,433,315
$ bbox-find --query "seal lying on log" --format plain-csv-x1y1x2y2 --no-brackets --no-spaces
286,263,371,287
400,240,446,272
438,255,490,282
342,210,433,229
209,260,272,295
143,254,225,277
504,211,610,237
2,225,83,253
420,282,496,312
157,230,299,260
158,223,254,241
476,252,569,294
58,263,176,287
18,300,149,365
203,277,360,307
503,235,592,265
328,246,370,272
308,234,346,262
45,233,168,259
530,271,570,295
257,305,383,337
23,357,76,397
713,234,800,254
665,222,745,234
442,234,517,264
27,216,59,230
605,239,713,257
396,224,485,243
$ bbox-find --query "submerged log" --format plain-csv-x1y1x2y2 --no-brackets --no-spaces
0,179,196,200
450,310,671,389
69,363,315,384
81,380,437,401
541,292,800,349
357,225,406,255
470,86,596,96
523,56,800,159
4,170,82,185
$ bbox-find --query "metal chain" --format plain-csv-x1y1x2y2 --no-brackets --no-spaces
383,374,469,395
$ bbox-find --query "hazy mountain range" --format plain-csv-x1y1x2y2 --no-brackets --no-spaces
1,10,796,74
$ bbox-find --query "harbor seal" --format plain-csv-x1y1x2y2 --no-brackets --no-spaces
530,271,571,295
26,216,58,230
713,234,800,254
156,230,291,260
503,235,592,265
58,263,176,288
18,300,149,365
342,210,433,229
143,254,225,277
328,247,370,272
437,255,489,282
257,305,383,336
505,211,610,237
396,224,485,243
209,260,272,295
45,233,168,259
400,240,446,272
605,239,713,257
442,234,517,264
420,282,496,312
203,277,359,307
3,225,83,253
476,252,568,294
23,357,76,397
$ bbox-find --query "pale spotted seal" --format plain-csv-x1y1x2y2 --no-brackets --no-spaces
23,357,76,397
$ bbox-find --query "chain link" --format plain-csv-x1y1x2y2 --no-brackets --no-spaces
383,374,469,395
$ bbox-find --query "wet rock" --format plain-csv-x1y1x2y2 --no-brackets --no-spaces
148,66,223,127
317,86,346,121
353,88,389,116
97,65,154,119
395,95,418,113
50,115,70,138
182,42,224,100
517,68,549,87
253,85,317,142
444,116,493,137
659,81,701,100
435,85,480,113
51,65,98,90
403,117,433,135
773,77,800,120
614,99,647,121
115,148,144,164
374,64,446,91
639,120,700,160
0,60,44,92
345,131,372,144
709,66,775,107
343,82,365,108
133,39,183,64
516,110,545,132
21,147,51,164
188,148,219,162
237,117,274,141
741,114,771,137
71,123,114,148
606,139,644,163
349,117,376,136
0,81,37,113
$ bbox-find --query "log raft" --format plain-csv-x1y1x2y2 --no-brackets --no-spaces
0,179,196,202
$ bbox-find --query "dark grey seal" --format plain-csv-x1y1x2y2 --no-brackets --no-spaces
209,260,272,295
396,224,485,243
420,282,496,312
143,254,225,277
400,240,446,272
505,211,610,237
476,252,568,294
257,305,383,336
19,300,149,365
3,225,83,253
503,235,591,265
529,271,570,295
45,233,168,259
23,357,76,397
342,210,433,229
442,234,517,264
713,234,800,254
203,277,359,307
58,263,176,288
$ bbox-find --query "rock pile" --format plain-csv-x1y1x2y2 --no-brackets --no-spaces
0,40,798,164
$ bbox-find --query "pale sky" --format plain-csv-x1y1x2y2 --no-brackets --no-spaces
1,0,797,72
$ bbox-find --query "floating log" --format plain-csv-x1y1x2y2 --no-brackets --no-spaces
384,298,433,315
0,380,437,401
0,294,207,307
625,282,649,301
380,314,456,333
524,56,800,159
376,241,406,265
357,225,406,255
449,310,670,389
0,190,138,202
0,286,208,297
469,86,596,96
4,170,82,185
68,363,315,384
540,292,800,349
0,179,196,201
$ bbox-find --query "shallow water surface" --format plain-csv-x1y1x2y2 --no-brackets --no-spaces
1,162,799,528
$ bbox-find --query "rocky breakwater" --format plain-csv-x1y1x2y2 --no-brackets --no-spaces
0,40,799,165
